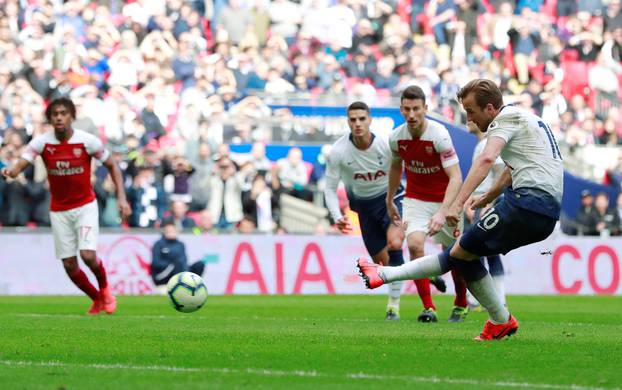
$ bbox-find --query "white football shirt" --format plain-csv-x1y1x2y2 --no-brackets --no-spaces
472,137,505,195
487,105,564,202
324,131,393,221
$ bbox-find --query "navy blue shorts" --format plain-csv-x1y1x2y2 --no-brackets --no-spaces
351,193,403,257
459,196,557,256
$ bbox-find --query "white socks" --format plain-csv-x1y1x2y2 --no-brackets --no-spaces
387,281,403,310
379,254,443,283
492,275,506,306
467,274,510,324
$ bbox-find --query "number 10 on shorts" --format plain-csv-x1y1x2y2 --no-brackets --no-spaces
478,207,499,231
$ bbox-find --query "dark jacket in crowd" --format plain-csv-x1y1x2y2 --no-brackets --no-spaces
151,237,189,285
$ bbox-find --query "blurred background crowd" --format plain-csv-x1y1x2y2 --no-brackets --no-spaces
0,0,621,236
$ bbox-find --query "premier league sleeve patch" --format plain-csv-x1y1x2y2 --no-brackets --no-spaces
488,121,499,131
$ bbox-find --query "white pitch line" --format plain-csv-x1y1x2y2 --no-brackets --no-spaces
0,360,618,390
8,313,622,329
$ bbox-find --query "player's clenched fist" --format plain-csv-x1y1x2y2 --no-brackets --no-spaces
1,167,18,179
335,216,353,234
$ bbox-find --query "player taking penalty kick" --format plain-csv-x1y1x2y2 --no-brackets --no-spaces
1,97,131,315
324,102,406,320
358,79,563,340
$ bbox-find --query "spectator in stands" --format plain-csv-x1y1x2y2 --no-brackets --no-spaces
217,0,252,45
617,192,622,222
585,191,621,236
373,56,400,90
345,50,376,80
172,33,198,91
427,0,457,47
603,0,622,33
188,142,214,211
508,18,541,84
208,156,247,231
273,147,313,202
573,189,596,235
246,142,272,177
127,166,168,228
167,200,197,231
168,154,195,204
98,175,122,228
193,209,214,234
600,27,622,73
487,2,515,55
558,0,579,17
1,158,30,226
242,173,274,233
150,218,205,289
606,153,622,190
237,215,257,234
141,94,165,145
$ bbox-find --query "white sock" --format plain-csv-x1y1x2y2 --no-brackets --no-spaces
466,290,480,307
492,275,506,306
379,254,443,283
467,274,510,324
387,281,403,310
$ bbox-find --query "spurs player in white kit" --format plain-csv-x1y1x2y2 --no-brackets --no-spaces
324,101,406,320
358,79,563,341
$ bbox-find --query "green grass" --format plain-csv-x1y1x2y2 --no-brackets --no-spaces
1,295,621,389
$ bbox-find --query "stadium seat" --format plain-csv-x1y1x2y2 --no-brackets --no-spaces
541,0,558,19
561,61,590,100
560,49,579,62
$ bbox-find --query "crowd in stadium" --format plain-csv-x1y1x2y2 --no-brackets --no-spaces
0,0,621,233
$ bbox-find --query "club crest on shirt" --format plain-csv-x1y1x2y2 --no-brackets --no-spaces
73,148,82,157
425,146,434,155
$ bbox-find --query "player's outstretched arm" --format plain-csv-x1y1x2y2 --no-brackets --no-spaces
1,158,30,180
102,157,132,220
429,163,462,235
323,150,350,233
446,137,505,226
469,166,512,210
386,156,403,225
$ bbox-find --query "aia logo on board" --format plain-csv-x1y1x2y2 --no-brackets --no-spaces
101,236,155,295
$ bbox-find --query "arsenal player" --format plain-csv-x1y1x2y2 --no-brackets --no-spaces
2,97,131,315
385,86,469,323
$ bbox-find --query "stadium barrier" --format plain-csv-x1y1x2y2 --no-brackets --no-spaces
1,231,620,296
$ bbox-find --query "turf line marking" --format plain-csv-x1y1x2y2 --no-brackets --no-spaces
8,314,622,329
0,360,617,390
12,313,169,319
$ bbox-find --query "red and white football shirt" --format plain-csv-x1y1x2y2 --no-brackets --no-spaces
389,120,459,202
21,129,110,212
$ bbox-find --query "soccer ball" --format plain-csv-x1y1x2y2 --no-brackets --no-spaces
166,272,208,313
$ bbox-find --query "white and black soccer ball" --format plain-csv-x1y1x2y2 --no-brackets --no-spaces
166,272,208,313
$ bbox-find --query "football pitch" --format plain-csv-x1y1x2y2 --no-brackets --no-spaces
1,295,620,389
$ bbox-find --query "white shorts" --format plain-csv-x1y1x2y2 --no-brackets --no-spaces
402,197,463,248
50,200,99,259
